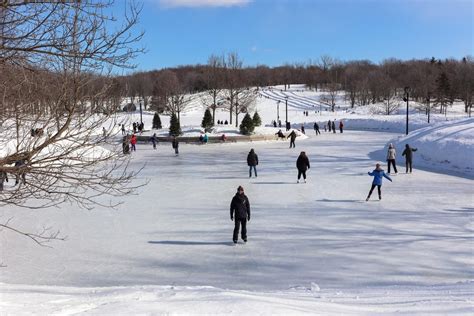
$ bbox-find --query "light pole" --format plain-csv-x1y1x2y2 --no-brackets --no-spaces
403,87,409,135
277,100,280,122
285,96,288,124
138,101,143,124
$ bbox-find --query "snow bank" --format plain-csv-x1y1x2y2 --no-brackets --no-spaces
1,282,472,315
369,118,474,178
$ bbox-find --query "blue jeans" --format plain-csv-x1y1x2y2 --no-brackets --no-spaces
249,166,257,177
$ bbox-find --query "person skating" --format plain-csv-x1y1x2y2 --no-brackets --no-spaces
366,163,392,201
130,134,137,151
339,120,344,133
149,133,158,149
402,144,418,173
327,120,332,132
287,130,297,148
14,159,27,185
296,151,310,183
230,185,250,244
122,135,130,154
121,124,126,135
301,125,305,134
386,143,398,174
332,120,336,133
313,122,320,135
247,148,259,178
172,136,179,155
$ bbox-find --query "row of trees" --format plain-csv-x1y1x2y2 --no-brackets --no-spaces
120,55,473,118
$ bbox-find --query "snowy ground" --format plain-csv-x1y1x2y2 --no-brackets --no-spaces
1,130,473,314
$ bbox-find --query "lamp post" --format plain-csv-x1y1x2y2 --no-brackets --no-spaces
139,99,143,125
403,87,409,135
285,96,288,124
277,100,280,122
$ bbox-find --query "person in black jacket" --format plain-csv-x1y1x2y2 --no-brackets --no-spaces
402,144,417,173
287,130,297,148
296,151,310,183
230,186,251,243
172,137,179,156
247,148,259,178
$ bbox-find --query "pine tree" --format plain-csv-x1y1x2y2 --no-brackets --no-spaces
169,113,181,136
201,108,214,132
152,112,162,129
239,113,255,135
252,111,262,127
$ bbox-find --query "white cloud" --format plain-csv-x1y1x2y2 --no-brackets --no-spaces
159,0,252,9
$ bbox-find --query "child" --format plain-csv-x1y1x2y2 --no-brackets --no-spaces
366,163,392,201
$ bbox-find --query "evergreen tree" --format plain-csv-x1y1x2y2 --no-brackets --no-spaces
239,113,255,135
201,108,214,132
152,112,162,129
252,111,262,127
169,113,181,136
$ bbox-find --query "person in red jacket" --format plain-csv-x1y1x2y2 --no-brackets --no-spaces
130,134,137,151
339,120,344,133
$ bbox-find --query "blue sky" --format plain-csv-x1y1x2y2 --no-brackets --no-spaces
114,0,473,71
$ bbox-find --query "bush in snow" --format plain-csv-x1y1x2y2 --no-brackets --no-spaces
239,113,255,135
152,112,162,129
169,113,181,136
252,111,262,127
201,108,214,132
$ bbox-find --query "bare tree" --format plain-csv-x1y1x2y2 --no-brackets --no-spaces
0,1,144,245
201,54,225,124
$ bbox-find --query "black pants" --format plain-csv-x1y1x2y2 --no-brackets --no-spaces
368,184,381,198
315,129,320,135
406,160,413,173
387,159,398,173
289,140,295,148
233,218,247,242
297,169,307,180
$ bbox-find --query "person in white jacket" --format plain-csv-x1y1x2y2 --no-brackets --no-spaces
386,143,398,174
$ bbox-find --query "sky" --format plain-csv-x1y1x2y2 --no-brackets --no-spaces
112,0,473,71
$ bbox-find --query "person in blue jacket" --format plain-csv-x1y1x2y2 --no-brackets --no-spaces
366,163,392,201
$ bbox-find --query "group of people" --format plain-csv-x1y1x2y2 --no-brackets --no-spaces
234,141,420,243
325,119,343,133
216,120,229,125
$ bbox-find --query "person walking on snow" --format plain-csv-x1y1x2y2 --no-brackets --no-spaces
172,136,179,155
301,124,305,134
327,120,332,132
339,120,344,133
230,185,250,244
402,144,417,173
287,130,297,148
247,148,259,178
386,143,398,174
332,120,336,133
366,163,392,201
296,151,310,183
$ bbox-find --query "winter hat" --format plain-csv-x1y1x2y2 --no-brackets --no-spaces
237,185,244,192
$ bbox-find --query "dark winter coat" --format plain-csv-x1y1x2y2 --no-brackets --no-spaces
172,139,179,148
230,193,251,220
313,123,319,130
402,145,417,161
247,150,259,166
296,155,310,171
368,169,392,185
287,131,297,141
331,121,336,130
